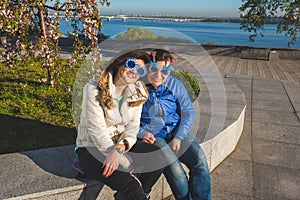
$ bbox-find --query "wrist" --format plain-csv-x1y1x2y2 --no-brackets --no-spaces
174,136,182,142
114,146,125,155
116,144,126,150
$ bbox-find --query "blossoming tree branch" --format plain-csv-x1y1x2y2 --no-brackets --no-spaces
0,0,110,85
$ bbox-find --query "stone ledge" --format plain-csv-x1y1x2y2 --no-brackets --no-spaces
1,77,246,200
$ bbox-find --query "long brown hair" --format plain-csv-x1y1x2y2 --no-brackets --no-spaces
97,49,150,109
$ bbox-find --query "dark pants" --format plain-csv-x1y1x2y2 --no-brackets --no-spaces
77,141,164,200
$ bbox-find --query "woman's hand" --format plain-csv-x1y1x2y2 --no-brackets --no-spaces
142,133,156,144
102,145,125,178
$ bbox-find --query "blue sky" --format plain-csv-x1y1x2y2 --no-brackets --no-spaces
100,0,243,17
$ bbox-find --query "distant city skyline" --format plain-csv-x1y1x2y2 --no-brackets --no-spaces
100,0,243,17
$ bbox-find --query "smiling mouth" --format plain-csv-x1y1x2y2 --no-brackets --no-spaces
127,71,137,79
151,77,161,83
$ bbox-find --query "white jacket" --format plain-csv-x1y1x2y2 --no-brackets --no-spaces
76,72,148,168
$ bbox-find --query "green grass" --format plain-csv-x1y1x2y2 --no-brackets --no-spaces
0,60,79,154
0,60,78,127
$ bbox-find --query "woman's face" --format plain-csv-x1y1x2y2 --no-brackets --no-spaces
147,60,170,88
117,58,145,85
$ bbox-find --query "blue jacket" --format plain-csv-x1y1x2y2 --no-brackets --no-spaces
138,75,195,141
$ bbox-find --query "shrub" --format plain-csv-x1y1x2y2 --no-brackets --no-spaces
116,27,157,41
116,27,193,43
171,70,200,102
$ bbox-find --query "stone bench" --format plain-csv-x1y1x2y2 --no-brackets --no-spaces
0,73,246,200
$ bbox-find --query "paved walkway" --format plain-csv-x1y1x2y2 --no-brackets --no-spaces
211,75,300,200
167,55,300,200
212,56,300,199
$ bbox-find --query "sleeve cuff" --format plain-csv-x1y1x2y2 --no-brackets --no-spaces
174,136,183,141
137,129,148,139
118,139,130,151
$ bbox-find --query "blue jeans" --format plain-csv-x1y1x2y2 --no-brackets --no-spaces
154,135,211,200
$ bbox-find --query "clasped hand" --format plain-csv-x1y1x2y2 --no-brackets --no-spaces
142,132,181,152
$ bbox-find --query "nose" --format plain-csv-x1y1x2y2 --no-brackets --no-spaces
129,67,137,73
153,70,162,75
152,71,162,78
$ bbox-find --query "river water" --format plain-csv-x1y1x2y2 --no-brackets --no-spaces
59,18,300,48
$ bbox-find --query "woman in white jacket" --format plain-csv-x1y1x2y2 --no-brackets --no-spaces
76,50,164,200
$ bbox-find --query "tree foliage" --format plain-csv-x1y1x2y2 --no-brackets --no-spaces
240,0,300,47
116,27,193,43
0,0,110,85
116,27,157,41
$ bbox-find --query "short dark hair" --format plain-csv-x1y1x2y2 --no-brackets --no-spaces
106,50,150,79
150,49,173,63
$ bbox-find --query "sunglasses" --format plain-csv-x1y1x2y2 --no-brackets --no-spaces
149,61,173,76
125,58,147,77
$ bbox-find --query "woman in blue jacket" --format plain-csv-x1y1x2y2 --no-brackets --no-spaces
138,49,211,200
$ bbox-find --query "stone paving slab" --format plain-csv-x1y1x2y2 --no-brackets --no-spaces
244,104,252,122
252,90,291,102
211,158,253,197
228,121,252,162
252,109,300,126
293,102,300,113
252,79,286,93
284,83,300,104
252,122,300,145
252,99,295,112
282,81,300,88
253,138,300,170
212,191,252,200
253,163,300,200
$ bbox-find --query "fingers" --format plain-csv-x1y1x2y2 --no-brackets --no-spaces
102,151,121,178
102,164,116,178
142,137,155,144
172,144,178,151
150,135,156,143
172,140,181,152
142,133,156,144
142,138,151,144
